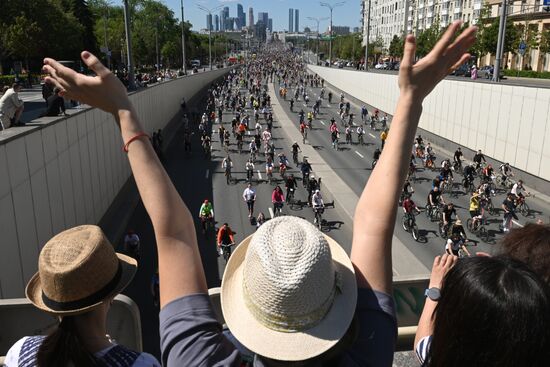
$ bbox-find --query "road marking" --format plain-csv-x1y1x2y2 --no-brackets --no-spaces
319,120,326,125
369,133,376,138
205,169,210,179
355,151,364,158
327,104,331,108
303,103,307,107
257,170,263,179
268,207,275,218
512,220,524,228
247,130,251,135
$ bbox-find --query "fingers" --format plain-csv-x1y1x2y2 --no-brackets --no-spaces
432,21,462,57
401,35,417,68
81,51,110,78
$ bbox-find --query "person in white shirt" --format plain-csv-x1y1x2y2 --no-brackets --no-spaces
0,83,24,129
242,184,256,218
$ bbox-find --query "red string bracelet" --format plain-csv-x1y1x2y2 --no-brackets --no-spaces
123,132,150,153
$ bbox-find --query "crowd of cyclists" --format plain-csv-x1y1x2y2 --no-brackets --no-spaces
136,44,542,267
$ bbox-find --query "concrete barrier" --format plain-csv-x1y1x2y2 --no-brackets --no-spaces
307,65,550,183
0,69,232,298
0,294,143,358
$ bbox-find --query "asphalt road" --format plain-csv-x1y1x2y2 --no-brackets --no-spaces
275,78,550,270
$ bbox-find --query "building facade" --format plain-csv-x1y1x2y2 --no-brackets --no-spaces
206,13,213,31
249,7,254,29
289,9,294,32
295,9,300,32
237,4,245,30
214,14,219,32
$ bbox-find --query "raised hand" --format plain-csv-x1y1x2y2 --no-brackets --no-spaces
429,254,457,289
42,51,132,116
399,21,477,101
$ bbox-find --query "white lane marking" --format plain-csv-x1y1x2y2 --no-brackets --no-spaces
512,220,524,228
303,103,307,107
247,130,251,135
205,169,210,178
327,104,331,108
369,133,376,138
257,170,263,179
319,120,326,125
355,151,364,158
269,207,275,219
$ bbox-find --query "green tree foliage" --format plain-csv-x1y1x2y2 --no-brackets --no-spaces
480,17,520,57
388,35,404,58
416,22,441,57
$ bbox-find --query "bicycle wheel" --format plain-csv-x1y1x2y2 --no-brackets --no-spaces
521,203,530,217
466,218,473,233
439,222,448,239
223,247,231,263
412,224,420,241
371,160,377,169
402,215,409,232
479,225,489,242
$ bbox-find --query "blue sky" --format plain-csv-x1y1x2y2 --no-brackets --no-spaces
130,1,361,32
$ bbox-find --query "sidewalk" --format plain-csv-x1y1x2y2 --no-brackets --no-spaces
268,83,430,278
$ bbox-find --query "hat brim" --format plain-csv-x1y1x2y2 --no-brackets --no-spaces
221,233,357,361
26,253,137,316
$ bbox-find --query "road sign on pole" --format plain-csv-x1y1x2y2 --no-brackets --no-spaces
544,0,550,5
519,41,526,56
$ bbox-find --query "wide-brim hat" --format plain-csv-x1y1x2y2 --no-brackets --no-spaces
221,216,357,361
26,225,137,316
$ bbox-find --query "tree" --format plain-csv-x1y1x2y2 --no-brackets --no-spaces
2,15,42,72
416,22,441,57
388,35,404,58
481,17,520,58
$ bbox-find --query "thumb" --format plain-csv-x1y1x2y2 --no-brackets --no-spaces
81,51,110,77
401,35,416,67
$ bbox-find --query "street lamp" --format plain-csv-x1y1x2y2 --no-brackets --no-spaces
181,0,187,74
364,0,372,71
197,4,223,71
307,16,329,65
122,0,135,89
320,1,345,67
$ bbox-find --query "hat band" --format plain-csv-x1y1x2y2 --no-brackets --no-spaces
41,261,122,312
243,271,342,332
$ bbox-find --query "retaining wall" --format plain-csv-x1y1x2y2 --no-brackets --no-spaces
0,69,230,298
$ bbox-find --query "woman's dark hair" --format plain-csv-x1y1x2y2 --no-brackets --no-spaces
37,316,97,367
427,256,550,367
499,223,550,284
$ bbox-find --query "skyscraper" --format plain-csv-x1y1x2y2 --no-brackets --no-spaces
288,9,294,32
294,9,299,33
237,4,245,30
220,9,225,31
258,12,268,26
214,14,219,31
206,13,213,31
248,7,254,29
223,7,230,30
268,18,273,32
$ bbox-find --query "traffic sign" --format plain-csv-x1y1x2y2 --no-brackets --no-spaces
544,0,550,5
519,41,526,56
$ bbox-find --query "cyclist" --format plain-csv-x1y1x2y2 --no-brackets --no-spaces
482,164,494,183
298,109,305,123
290,97,294,111
300,159,312,186
256,212,266,229
265,156,274,180
312,190,325,225
223,129,231,148
499,162,514,184
218,125,226,143
400,179,415,205
199,199,214,233
511,179,526,201
403,194,421,216
245,159,255,182
272,186,285,215
373,147,382,164
380,128,388,150
262,128,272,147
445,223,470,257
356,125,365,145
501,193,518,233
463,163,476,186
453,147,463,167
285,174,297,203
469,191,483,229
328,91,333,103
222,155,233,182
249,139,258,161
441,202,457,229
345,125,353,144
427,186,444,211
340,92,345,103
123,230,140,260
278,153,288,177
216,223,235,256
331,129,339,150
361,105,368,122
307,175,319,206
242,183,256,218
473,149,486,170
201,135,211,156
291,142,301,163
299,121,308,142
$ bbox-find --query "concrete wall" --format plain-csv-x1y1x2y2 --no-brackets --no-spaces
307,65,550,182
0,69,230,298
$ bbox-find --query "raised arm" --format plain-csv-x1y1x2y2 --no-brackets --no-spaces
350,22,476,294
42,52,207,307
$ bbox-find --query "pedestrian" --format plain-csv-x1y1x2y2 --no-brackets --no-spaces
3,225,160,366
0,83,24,130
42,82,54,106
43,88,67,117
243,183,256,218
471,64,478,80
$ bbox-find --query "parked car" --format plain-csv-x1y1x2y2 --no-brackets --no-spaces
393,62,400,70
451,64,471,77
478,65,499,79
375,62,388,69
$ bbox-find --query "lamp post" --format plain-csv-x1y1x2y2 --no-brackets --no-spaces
197,4,223,71
320,1,345,67
181,0,187,74
122,0,135,89
364,0,372,71
307,16,329,65
493,0,509,82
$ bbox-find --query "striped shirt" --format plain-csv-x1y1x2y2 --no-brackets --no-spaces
415,335,432,365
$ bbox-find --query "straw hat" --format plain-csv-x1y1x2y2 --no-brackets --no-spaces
221,216,357,361
456,219,463,225
26,225,137,316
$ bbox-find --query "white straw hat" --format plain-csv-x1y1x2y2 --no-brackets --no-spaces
221,216,357,361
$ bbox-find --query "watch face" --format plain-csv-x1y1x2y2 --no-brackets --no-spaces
428,288,441,301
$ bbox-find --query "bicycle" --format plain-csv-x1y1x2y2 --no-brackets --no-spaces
467,217,489,243
266,168,273,184
401,212,420,241
273,202,284,217
371,159,378,169
457,240,476,258
293,151,299,165
314,207,325,229
200,215,214,233
358,134,364,146
246,169,254,183
426,204,442,222
301,129,308,144
250,150,256,163
221,243,235,263
495,174,514,189
225,170,232,185
462,176,475,193
438,220,450,239
516,196,531,217
237,139,243,154
287,187,296,207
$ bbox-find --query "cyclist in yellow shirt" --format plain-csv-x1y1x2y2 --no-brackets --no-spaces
469,191,482,229
380,128,388,150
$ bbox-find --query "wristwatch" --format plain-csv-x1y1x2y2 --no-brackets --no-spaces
424,287,441,301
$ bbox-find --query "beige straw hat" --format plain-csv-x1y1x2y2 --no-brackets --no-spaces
26,225,137,316
221,216,357,361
